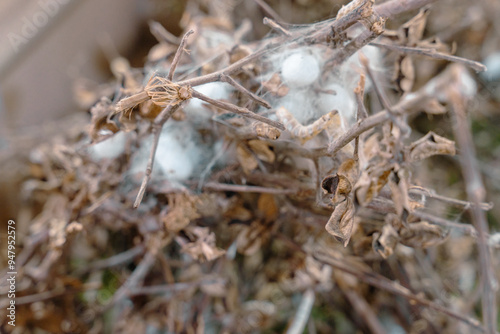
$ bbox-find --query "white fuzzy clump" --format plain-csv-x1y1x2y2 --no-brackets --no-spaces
281,50,321,88
88,131,129,161
345,45,383,91
316,83,356,128
129,121,207,182
277,89,316,124
184,82,233,123
481,52,500,82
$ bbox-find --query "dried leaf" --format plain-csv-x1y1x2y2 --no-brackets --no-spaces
422,98,447,115
372,224,399,258
162,194,200,232
236,222,267,256
400,8,429,46
237,144,259,174
388,168,411,218
355,166,392,206
325,196,355,247
88,98,119,142
394,55,415,93
180,227,225,262
408,131,456,162
248,140,275,163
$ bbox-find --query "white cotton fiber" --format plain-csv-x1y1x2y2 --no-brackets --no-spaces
184,82,233,123
316,83,356,127
341,45,382,92
281,51,320,88
482,52,500,82
129,121,206,182
277,90,316,124
88,131,128,161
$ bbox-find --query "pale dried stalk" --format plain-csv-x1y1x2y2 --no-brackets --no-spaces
190,90,284,130
286,289,315,334
134,103,181,208
103,249,157,312
263,17,292,37
412,210,478,237
449,91,498,334
342,288,386,334
370,42,487,72
220,74,271,108
149,21,182,45
203,182,297,195
253,0,284,22
409,186,493,211
167,29,194,81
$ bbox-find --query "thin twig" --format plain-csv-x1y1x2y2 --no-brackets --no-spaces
449,91,498,334
177,42,282,87
263,17,292,37
191,90,284,130
102,249,157,312
409,186,493,211
360,53,411,134
134,104,181,208
76,245,145,275
253,0,284,22
327,78,436,156
148,21,182,45
127,278,222,297
374,0,440,19
203,182,297,195
342,288,386,334
412,210,478,237
327,29,380,69
220,74,271,108
167,30,194,81
0,284,99,308
370,42,487,72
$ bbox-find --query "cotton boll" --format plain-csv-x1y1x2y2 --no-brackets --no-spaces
281,51,320,88
184,82,233,123
88,131,128,161
317,83,356,127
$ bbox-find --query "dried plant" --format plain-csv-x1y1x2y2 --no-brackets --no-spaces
2,0,499,333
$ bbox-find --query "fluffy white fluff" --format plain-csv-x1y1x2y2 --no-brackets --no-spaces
129,121,207,182
88,131,129,161
316,83,356,128
184,82,233,123
281,51,321,88
482,52,500,82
